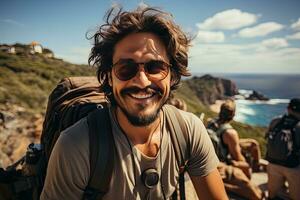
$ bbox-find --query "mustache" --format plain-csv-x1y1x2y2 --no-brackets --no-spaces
121,85,163,96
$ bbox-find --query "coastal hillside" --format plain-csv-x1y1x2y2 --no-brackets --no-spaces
0,45,266,167
0,49,95,113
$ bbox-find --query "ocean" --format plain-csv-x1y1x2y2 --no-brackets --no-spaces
212,74,300,127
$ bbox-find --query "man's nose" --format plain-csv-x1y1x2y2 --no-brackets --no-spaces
132,65,152,87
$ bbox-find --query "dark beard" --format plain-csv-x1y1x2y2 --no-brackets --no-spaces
118,104,161,126
118,86,167,126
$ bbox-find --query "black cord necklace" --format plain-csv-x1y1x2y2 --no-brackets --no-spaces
119,113,166,199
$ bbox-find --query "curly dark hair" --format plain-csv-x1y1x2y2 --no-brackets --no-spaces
88,6,191,97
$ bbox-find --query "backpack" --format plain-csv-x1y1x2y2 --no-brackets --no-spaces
266,114,300,168
0,77,190,200
0,77,110,200
206,119,232,163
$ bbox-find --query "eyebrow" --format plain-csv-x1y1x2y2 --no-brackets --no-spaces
115,58,134,63
113,58,167,65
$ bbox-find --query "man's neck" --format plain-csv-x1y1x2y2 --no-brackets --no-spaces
115,107,162,157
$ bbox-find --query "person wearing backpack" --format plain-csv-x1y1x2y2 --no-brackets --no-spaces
40,6,228,200
207,100,254,177
207,100,263,200
266,98,300,200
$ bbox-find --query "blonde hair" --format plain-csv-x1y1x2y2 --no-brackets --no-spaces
219,99,236,122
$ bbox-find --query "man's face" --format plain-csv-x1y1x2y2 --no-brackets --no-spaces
110,32,171,126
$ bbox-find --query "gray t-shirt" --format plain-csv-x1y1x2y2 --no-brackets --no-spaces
40,105,219,200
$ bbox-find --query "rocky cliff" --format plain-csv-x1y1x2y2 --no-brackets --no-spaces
184,74,239,105
0,103,42,168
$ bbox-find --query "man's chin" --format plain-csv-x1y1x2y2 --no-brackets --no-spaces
129,113,158,126
119,105,161,126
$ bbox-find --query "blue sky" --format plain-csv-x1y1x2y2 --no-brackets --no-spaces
1,0,300,74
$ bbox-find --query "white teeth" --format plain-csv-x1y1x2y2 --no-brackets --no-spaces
130,93,153,99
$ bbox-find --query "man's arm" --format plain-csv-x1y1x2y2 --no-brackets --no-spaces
222,129,245,162
222,129,252,178
190,168,228,200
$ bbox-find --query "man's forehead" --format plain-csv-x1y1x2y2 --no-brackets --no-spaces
113,33,168,60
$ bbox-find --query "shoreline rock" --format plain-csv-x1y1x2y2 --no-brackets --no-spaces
246,90,269,101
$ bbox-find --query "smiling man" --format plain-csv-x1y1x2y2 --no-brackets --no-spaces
40,6,228,200
111,33,170,127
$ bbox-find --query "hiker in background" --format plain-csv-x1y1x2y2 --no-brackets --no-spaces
40,6,227,200
207,99,262,177
266,98,300,200
207,99,263,199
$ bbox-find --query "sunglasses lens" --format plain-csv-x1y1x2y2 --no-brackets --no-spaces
114,61,138,81
145,61,169,80
114,60,170,81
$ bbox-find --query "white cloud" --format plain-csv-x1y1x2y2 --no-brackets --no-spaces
189,43,300,74
286,32,300,40
238,22,284,38
291,18,300,30
261,38,289,49
1,19,24,27
195,31,225,43
197,9,258,30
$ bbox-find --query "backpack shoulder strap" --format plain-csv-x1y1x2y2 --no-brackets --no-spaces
217,123,233,136
163,104,190,200
163,104,190,169
84,107,115,200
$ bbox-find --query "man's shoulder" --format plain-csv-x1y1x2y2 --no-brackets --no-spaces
222,128,238,140
62,117,89,134
216,122,234,136
162,104,207,141
163,104,201,124
163,105,205,133
59,117,89,147
223,127,237,134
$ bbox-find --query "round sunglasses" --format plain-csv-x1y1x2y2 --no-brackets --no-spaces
113,59,171,81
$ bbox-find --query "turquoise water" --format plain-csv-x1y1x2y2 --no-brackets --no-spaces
235,99,289,127
214,74,300,127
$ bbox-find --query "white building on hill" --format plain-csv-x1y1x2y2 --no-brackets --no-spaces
30,41,43,54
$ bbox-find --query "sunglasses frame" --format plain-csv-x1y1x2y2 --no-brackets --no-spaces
112,59,171,81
